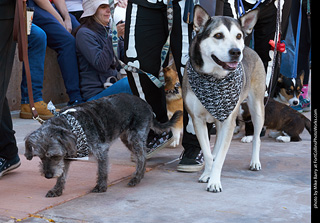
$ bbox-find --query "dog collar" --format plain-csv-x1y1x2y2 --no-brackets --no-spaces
58,111,90,158
186,60,244,122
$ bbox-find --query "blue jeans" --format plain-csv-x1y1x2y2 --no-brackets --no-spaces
27,0,82,102
21,24,46,104
280,16,295,78
87,77,133,101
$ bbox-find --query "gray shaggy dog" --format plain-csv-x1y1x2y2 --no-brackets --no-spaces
25,93,182,197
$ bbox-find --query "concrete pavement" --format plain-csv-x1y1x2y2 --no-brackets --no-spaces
0,110,312,223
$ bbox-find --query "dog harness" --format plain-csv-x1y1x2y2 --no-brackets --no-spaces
186,60,244,122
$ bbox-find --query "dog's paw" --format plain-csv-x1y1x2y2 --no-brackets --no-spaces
249,161,262,171
169,130,181,147
241,136,253,143
268,131,282,139
128,177,141,187
46,189,63,197
276,136,290,143
206,180,223,193
91,185,107,193
169,139,179,147
198,172,210,183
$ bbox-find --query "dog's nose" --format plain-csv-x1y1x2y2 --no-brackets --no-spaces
229,48,241,58
293,100,299,106
45,173,53,179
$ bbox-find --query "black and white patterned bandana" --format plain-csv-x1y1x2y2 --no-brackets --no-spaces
54,111,90,158
186,60,244,122
62,113,89,158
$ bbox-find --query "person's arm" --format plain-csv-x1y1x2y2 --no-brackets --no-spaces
53,0,72,33
76,28,115,73
33,0,65,27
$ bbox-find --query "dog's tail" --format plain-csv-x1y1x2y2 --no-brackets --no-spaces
151,110,183,134
304,116,311,135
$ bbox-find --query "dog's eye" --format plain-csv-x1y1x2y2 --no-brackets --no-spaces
236,33,242,40
286,90,293,95
214,33,224,39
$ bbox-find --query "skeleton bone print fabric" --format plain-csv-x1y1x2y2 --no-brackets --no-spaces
186,60,244,122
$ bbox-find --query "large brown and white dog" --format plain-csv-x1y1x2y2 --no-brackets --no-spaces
182,6,265,192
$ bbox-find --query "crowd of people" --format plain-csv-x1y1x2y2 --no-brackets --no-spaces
1,0,311,177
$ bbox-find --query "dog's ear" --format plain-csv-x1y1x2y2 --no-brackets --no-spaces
193,5,211,32
278,73,284,83
239,8,259,36
57,129,77,157
24,132,37,160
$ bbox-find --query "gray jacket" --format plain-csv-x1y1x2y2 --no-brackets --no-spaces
76,23,124,101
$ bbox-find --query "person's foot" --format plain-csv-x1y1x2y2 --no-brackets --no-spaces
20,101,55,120
177,147,204,172
0,155,21,178
146,131,174,159
291,96,311,113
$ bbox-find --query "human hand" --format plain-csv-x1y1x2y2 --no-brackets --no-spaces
116,22,125,38
117,0,128,8
64,17,72,33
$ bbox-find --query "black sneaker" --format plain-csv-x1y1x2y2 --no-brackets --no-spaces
0,155,21,178
146,131,174,159
177,148,204,172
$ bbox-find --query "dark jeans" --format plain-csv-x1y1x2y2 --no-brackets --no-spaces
21,24,47,104
0,18,18,160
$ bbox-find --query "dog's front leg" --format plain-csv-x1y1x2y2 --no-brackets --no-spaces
92,148,109,193
192,117,213,183
46,160,71,197
207,116,237,193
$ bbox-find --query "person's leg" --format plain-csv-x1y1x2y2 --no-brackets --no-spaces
20,23,55,120
31,4,83,103
21,24,47,104
87,77,133,101
290,0,311,111
250,0,291,96
296,3,310,96
168,1,204,171
0,16,20,172
280,16,295,78
124,3,168,123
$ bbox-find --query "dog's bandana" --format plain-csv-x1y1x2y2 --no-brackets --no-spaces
186,60,244,122
64,113,89,158
56,110,90,158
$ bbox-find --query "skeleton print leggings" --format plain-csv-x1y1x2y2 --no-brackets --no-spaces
124,1,191,122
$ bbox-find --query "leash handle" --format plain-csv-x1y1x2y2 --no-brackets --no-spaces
13,0,43,124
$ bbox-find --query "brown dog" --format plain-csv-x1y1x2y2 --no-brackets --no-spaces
164,67,183,147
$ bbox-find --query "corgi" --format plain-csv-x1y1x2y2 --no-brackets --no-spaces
240,98,311,143
273,71,304,106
